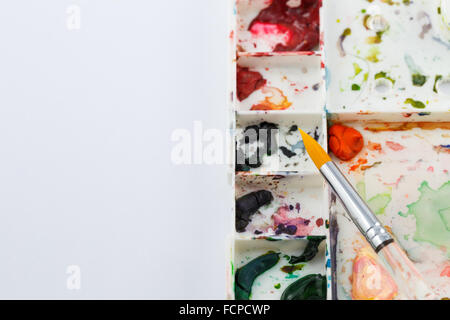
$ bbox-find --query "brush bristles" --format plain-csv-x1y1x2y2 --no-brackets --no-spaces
299,129,331,170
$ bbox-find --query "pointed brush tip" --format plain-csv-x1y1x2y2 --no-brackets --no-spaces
298,128,331,169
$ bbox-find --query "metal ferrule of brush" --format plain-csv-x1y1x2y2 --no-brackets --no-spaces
320,162,393,252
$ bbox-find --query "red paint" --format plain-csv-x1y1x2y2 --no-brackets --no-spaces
329,124,364,161
249,0,320,52
316,218,324,227
386,141,405,151
237,66,267,101
250,87,292,110
427,166,434,173
441,265,450,277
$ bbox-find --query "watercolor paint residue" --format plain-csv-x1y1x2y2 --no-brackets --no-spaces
331,122,450,300
234,239,327,300
235,175,326,237
248,0,320,52
325,0,450,111
235,121,322,173
399,181,450,254
351,246,398,300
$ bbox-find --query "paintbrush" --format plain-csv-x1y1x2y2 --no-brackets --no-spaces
299,129,436,300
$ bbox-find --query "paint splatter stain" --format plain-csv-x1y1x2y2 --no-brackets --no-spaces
412,73,427,87
367,141,382,151
366,46,381,63
316,218,324,227
349,158,368,172
368,193,392,215
399,181,450,253
281,264,305,274
433,145,450,154
251,87,292,110
404,98,426,109
386,141,405,151
273,206,314,236
337,28,351,57
440,266,450,277
237,66,267,101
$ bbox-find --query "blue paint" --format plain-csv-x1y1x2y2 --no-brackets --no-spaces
325,66,331,90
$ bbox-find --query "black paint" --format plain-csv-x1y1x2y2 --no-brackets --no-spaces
236,190,274,232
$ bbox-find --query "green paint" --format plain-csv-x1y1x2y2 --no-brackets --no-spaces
404,54,423,75
274,283,281,289
367,47,380,63
404,98,426,109
434,75,443,93
438,7,441,14
235,252,280,300
403,0,411,5
353,63,362,77
412,73,427,87
281,274,327,300
342,28,351,37
375,71,395,84
399,181,450,254
281,264,305,274
289,236,326,264
368,193,392,215
356,181,366,200
352,84,361,91
439,207,450,231
367,31,386,44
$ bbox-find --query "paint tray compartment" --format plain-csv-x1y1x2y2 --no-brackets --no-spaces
230,238,328,300
237,54,325,112
235,111,326,174
235,0,321,54
327,114,450,300
323,0,450,112
230,0,450,301
235,174,328,237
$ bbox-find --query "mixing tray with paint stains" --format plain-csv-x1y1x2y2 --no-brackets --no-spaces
228,0,450,300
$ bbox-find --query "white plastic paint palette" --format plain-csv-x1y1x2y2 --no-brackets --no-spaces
229,0,331,301
229,0,449,300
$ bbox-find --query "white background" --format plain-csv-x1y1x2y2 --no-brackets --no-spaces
0,0,230,299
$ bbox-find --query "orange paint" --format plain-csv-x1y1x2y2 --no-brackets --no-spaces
349,158,368,172
367,141,382,151
329,124,364,161
364,122,450,132
251,87,292,110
